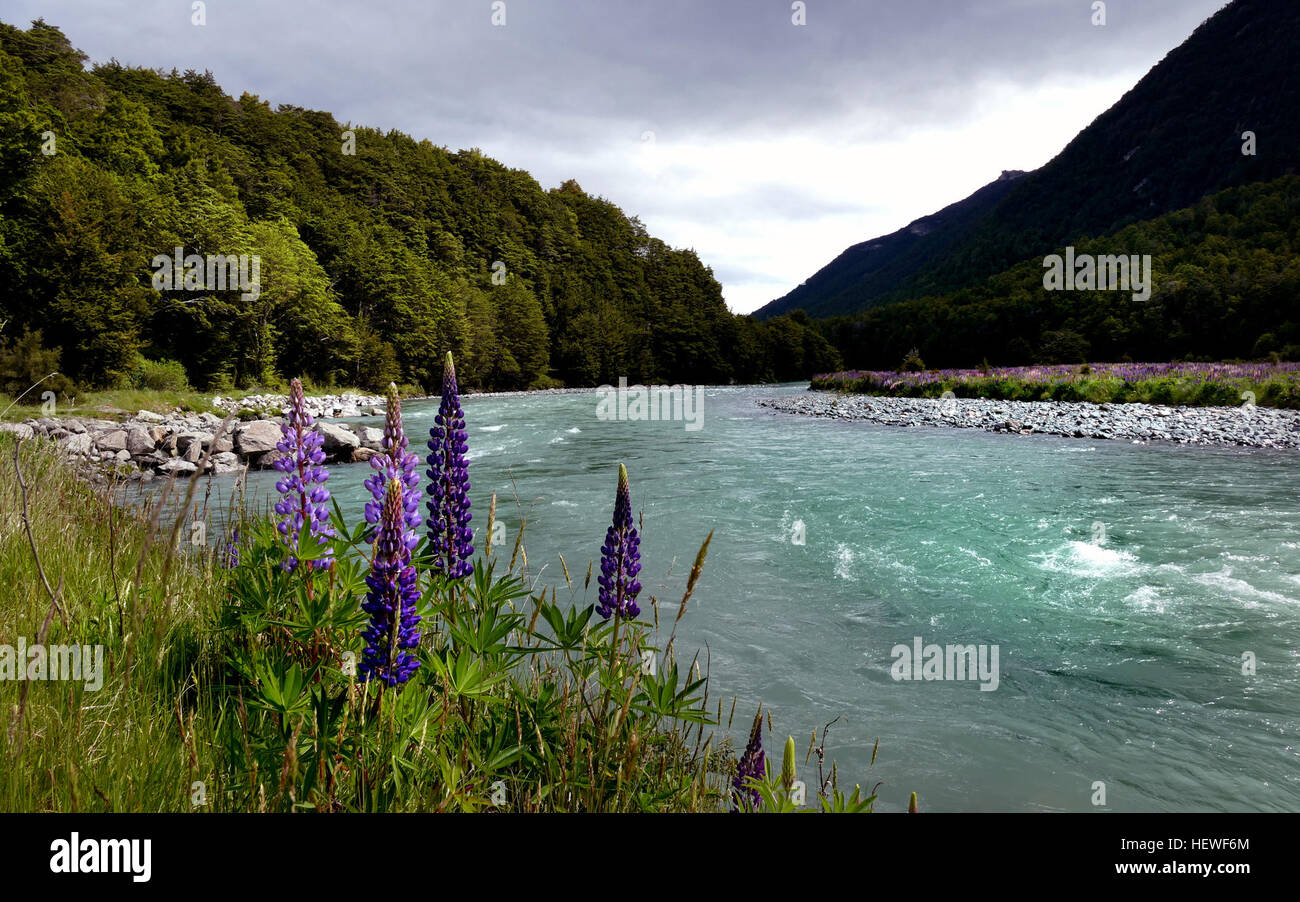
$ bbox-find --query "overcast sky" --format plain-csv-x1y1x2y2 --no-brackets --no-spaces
7,0,1230,313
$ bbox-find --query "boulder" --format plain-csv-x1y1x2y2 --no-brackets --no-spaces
177,431,213,454
357,426,384,449
253,450,284,469
234,420,283,456
158,458,198,476
210,434,234,454
126,427,156,456
0,423,34,440
210,451,244,476
317,421,360,452
351,446,379,463
182,441,203,464
61,433,92,454
97,430,129,453
147,425,169,444
135,410,165,424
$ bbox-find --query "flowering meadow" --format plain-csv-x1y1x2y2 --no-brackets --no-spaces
0,354,882,813
812,361,1300,409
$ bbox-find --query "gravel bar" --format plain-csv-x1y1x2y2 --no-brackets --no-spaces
758,391,1300,450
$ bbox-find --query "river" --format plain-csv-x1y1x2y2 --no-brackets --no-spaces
229,383,1300,812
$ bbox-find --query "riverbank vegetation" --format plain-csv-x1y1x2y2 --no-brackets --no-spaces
811,361,1300,409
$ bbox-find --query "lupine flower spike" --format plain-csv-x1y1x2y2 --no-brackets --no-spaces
273,378,334,571
221,526,240,569
732,708,766,812
426,352,473,579
596,463,642,620
364,382,420,547
359,478,423,687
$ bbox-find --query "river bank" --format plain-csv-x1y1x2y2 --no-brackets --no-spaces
0,396,390,481
758,391,1300,449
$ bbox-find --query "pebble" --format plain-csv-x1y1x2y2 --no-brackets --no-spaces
757,393,1300,450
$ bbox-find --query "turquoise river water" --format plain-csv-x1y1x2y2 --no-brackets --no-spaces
228,383,1300,812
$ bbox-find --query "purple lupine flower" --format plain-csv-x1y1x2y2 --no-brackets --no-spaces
273,378,335,571
221,526,240,569
596,463,641,620
363,383,421,548
359,477,422,687
732,709,766,812
426,352,473,579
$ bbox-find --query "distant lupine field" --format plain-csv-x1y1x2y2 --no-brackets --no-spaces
811,362,1300,408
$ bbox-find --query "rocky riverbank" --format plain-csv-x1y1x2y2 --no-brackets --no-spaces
758,392,1300,449
0,397,392,482
211,392,386,418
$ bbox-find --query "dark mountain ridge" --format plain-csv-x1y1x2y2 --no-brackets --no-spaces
763,0,1300,322
755,170,1028,320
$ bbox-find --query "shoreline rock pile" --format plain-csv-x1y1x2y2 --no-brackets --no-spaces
757,392,1300,450
211,392,386,419
0,406,391,482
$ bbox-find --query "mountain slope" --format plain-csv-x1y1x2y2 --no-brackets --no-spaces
754,170,1028,320
822,173,1300,370
772,0,1300,321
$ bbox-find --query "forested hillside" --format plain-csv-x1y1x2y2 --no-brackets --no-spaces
766,0,1300,330
0,20,838,394
822,175,1300,370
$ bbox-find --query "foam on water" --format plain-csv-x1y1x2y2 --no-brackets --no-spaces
1034,540,1142,578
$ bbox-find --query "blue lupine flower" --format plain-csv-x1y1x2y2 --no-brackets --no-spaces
363,383,420,548
273,378,334,571
426,352,473,579
732,709,766,812
596,463,641,620
359,478,422,687
221,526,240,569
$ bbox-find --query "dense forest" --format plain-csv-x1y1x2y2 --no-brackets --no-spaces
0,20,838,395
820,175,1300,370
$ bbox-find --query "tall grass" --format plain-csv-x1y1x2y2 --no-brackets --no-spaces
0,436,879,812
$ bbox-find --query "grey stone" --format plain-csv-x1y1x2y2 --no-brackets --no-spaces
317,421,360,452
158,458,198,476
234,419,283,456
97,430,129,453
177,431,212,453
135,410,165,424
61,433,92,454
0,423,34,440
126,427,156,456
